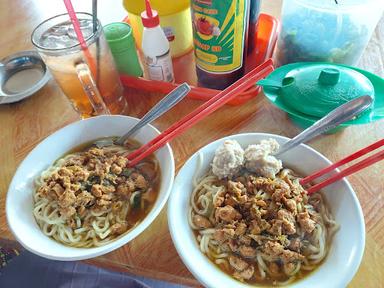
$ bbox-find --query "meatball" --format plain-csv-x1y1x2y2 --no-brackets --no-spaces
244,139,282,178
212,140,244,179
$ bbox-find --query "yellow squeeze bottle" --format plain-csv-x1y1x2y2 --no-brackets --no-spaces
123,0,193,58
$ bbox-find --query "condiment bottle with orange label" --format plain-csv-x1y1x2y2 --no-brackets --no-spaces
141,0,175,82
191,0,251,90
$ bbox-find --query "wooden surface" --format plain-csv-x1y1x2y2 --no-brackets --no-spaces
1,0,384,287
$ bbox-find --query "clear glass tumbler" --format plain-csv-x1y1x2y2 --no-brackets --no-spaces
32,13,128,118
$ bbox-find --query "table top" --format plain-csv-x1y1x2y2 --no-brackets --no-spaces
1,0,384,287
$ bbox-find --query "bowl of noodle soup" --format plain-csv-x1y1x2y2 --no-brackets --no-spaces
6,115,174,260
168,133,365,288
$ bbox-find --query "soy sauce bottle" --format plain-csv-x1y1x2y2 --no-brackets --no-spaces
191,0,251,90
248,0,261,54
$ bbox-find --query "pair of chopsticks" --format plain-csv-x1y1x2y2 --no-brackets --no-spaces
301,139,384,194
127,59,274,167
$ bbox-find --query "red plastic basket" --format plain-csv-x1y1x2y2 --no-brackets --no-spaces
120,13,280,106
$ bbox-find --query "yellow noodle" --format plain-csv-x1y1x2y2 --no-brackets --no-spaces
33,143,160,248
190,165,338,285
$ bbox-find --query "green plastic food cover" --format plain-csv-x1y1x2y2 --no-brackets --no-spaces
259,62,384,130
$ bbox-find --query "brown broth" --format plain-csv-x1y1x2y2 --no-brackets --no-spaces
57,137,161,239
191,169,333,286
193,230,327,286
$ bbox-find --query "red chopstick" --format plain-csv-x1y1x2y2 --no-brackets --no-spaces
127,59,274,167
301,139,384,194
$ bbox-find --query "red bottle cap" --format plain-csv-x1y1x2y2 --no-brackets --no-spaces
141,0,160,28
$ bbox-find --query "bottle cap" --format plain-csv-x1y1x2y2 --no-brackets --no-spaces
103,22,143,77
104,22,135,53
141,0,160,28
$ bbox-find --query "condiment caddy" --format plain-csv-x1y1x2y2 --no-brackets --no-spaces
120,13,280,106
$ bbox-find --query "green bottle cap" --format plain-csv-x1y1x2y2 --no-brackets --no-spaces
104,22,143,77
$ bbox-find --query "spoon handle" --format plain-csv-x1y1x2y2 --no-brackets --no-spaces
115,83,191,145
275,95,373,156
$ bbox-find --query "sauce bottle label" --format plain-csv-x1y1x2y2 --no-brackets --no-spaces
144,51,175,82
191,0,248,73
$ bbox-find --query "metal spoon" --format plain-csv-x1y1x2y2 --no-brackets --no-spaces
275,95,373,156
95,82,191,147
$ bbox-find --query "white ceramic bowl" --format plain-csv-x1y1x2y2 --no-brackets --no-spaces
6,115,175,261
168,133,365,288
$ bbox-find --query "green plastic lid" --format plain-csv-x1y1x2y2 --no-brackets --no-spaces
104,22,135,53
259,63,374,118
258,62,384,132
103,22,143,77
285,65,374,117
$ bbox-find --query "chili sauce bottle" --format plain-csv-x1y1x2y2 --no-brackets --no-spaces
191,0,250,90
141,0,175,82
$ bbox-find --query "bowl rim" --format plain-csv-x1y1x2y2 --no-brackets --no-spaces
168,132,365,288
6,115,175,260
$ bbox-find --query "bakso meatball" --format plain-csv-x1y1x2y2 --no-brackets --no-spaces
212,140,244,179
244,139,282,179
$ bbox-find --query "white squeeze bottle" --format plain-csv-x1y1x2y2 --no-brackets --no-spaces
140,0,174,82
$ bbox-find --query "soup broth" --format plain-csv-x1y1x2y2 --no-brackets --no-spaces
33,138,160,248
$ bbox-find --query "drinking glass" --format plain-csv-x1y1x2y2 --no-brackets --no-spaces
32,13,128,118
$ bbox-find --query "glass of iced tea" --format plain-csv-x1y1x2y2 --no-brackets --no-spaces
31,13,128,118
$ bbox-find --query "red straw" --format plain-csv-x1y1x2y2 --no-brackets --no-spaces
63,0,96,73
301,138,384,194
127,59,274,166
145,0,153,17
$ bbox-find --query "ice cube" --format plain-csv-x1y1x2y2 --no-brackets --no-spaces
39,20,81,48
38,19,97,49
50,23,70,36
68,19,94,40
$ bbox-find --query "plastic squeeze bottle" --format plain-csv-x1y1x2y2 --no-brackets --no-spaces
141,0,174,82
123,0,193,58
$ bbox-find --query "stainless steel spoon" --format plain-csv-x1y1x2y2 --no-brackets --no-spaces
275,95,373,156
95,82,191,147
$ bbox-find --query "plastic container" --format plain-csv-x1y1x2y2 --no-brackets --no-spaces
123,0,193,58
104,22,143,77
141,0,174,82
275,0,384,66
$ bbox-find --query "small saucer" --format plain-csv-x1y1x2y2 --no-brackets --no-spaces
0,51,50,104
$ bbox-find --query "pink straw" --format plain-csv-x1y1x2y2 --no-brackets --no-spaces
63,0,96,71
